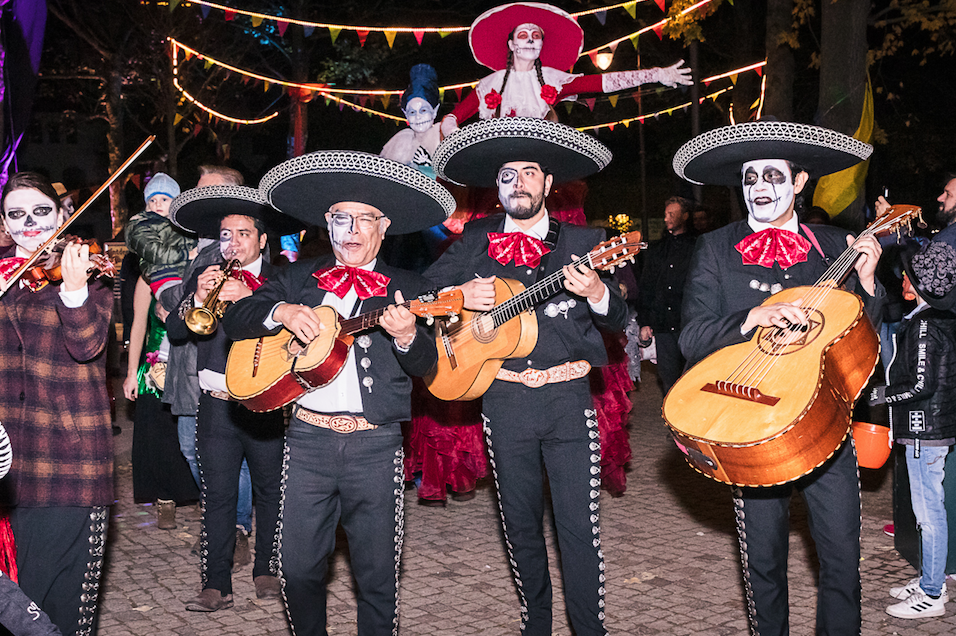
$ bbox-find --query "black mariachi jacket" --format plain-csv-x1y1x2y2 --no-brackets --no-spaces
882,305,956,442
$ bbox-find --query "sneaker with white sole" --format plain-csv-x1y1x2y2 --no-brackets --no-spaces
886,588,946,619
890,577,948,603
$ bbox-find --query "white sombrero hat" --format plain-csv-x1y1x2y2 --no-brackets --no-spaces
170,185,304,237
259,151,456,235
673,120,873,187
434,117,612,188
469,2,583,72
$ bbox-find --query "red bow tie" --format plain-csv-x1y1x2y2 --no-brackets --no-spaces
313,265,390,300
239,270,265,291
0,257,26,284
487,232,550,268
735,228,811,270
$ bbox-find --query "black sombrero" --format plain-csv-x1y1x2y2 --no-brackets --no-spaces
259,151,455,235
434,117,612,188
902,234,956,311
673,120,873,187
170,185,304,237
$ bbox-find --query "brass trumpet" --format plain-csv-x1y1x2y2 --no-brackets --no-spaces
185,259,243,335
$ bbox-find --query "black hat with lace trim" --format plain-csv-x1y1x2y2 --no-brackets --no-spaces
903,232,956,311
672,120,873,187
170,185,304,237
434,117,612,188
259,151,455,235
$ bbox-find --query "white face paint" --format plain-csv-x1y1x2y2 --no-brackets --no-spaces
402,97,439,134
497,162,549,221
2,188,60,253
741,159,795,224
508,23,544,64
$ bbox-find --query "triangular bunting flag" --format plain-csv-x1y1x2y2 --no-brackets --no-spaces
750,98,760,109
224,10,235,21
439,30,450,38
184,50,194,61
131,174,141,189
730,74,738,85
304,26,315,37
242,75,250,85
338,101,345,111
329,28,342,44
384,31,397,48
204,58,213,70
609,42,619,53
174,114,183,126
630,33,639,48
609,95,619,107
622,120,630,128
655,0,666,11
200,4,210,19
381,94,391,109
169,0,181,11
625,2,637,19
357,30,370,47
439,87,445,101
358,96,368,107
755,66,763,77
414,30,425,45
585,98,596,111
379,115,385,122
595,11,606,25
277,20,289,37
588,52,599,67
564,101,574,114
324,97,331,106
608,123,615,131
703,79,712,88
263,81,270,92
653,24,664,40
454,87,463,101
251,15,263,27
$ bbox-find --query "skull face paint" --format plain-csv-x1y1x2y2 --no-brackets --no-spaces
741,160,795,224
2,188,60,253
497,161,550,221
402,97,439,134
508,23,544,64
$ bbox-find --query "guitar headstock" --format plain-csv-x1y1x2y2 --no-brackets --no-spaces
589,231,646,274
410,288,465,325
870,203,924,240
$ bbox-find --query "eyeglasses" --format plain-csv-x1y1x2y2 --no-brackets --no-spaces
328,213,385,231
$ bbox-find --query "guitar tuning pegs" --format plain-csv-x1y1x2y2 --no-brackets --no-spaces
449,315,459,323
609,265,616,274
426,316,435,326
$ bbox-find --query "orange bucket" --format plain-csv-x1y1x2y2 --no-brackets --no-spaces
852,421,892,469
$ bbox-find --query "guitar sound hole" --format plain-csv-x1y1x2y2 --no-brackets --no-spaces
757,308,825,356
471,313,497,344
283,337,310,361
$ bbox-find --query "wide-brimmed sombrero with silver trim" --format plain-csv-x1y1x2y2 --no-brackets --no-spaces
434,117,611,188
469,2,584,72
170,185,304,237
259,151,455,235
673,120,873,187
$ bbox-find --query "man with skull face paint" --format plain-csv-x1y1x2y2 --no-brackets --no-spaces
425,118,626,636
673,121,884,636
0,172,114,635
165,186,301,612
223,151,450,636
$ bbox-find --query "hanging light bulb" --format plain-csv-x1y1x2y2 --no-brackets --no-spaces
595,51,614,70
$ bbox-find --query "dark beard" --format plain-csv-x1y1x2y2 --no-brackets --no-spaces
502,192,544,220
939,202,956,227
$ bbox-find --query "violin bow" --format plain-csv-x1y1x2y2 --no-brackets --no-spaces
0,135,155,297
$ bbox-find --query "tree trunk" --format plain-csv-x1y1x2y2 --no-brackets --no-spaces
731,0,762,125
105,55,126,238
763,0,794,120
817,0,869,229
288,17,308,158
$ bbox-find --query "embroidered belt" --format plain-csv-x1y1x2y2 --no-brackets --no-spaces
293,406,378,433
204,390,235,402
495,360,592,388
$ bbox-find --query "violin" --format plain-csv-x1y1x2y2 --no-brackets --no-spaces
20,235,115,293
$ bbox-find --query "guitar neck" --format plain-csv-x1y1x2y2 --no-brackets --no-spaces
814,227,874,288
489,254,592,327
339,301,410,335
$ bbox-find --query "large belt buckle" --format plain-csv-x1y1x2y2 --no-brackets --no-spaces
517,368,548,388
328,415,360,433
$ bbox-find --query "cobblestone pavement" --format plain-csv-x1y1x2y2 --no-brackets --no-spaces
98,367,955,635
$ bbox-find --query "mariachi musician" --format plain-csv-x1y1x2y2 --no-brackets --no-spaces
672,120,883,635
0,172,113,635
166,186,301,612
222,150,450,636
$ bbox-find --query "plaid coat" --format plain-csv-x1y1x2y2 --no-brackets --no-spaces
0,270,114,508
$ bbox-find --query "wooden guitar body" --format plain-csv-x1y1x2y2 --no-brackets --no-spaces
226,306,352,412
662,285,879,487
425,278,538,401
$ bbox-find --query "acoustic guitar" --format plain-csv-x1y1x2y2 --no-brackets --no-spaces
425,231,645,401
662,204,923,487
226,289,464,412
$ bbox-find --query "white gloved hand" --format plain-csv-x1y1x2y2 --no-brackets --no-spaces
655,60,693,87
440,114,459,139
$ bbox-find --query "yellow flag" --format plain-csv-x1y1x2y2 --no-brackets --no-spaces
608,94,619,107
384,31,397,48
812,78,874,217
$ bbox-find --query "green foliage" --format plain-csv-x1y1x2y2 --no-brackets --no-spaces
662,0,726,44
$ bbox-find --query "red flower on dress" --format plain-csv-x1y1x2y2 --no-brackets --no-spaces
484,90,502,110
540,85,558,105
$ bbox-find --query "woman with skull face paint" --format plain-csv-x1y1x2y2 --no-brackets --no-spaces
0,172,114,635
673,122,884,636
381,64,443,178
440,2,692,135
